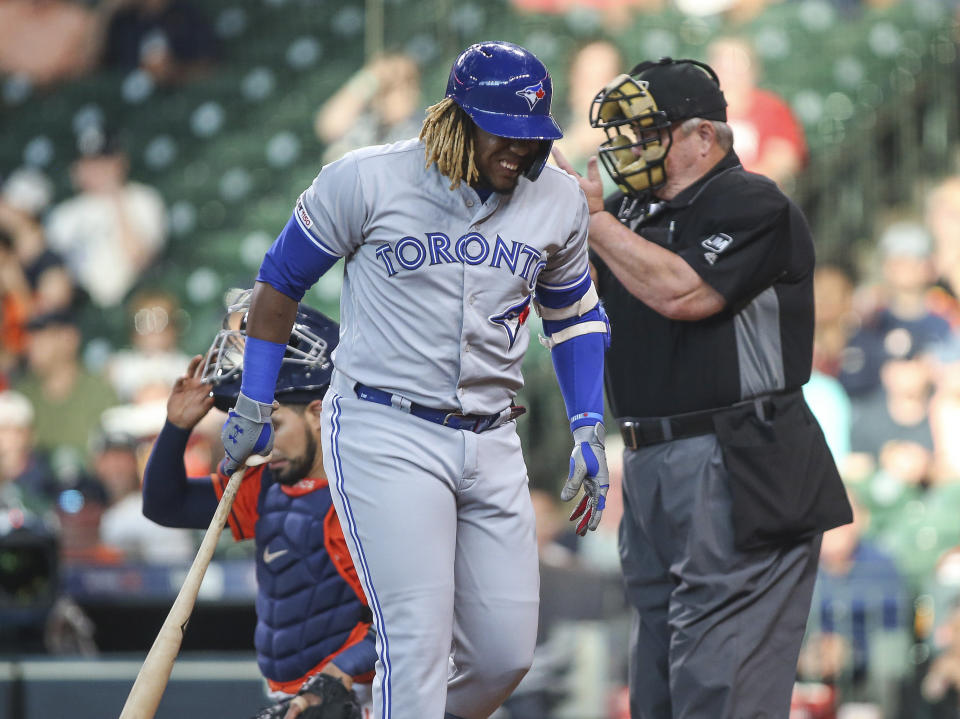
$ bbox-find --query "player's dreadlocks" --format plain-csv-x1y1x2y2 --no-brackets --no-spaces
420,98,478,190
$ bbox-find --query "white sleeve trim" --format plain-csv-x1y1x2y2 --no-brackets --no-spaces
538,320,608,349
534,284,599,320
294,212,341,258
537,265,591,291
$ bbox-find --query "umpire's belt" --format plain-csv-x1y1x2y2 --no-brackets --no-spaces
618,393,787,449
354,383,525,433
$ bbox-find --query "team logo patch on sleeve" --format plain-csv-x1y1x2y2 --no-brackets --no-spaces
701,233,732,266
296,197,312,229
516,82,546,110
490,296,532,349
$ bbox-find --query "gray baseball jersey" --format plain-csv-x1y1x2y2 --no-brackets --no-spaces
296,138,591,415
299,138,590,719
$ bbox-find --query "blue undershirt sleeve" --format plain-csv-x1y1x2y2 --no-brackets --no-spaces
330,626,378,677
142,420,220,528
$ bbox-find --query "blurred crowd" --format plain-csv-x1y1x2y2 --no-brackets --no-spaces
1,1,960,718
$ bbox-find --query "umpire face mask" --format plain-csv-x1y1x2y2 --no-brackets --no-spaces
591,73,672,198
590,57,727,202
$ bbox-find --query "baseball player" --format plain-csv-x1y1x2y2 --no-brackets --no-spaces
141,292,375,719
218,41,610,719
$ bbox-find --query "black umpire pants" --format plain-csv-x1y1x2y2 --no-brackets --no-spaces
618,433,821,719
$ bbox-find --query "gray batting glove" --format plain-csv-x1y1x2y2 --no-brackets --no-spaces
561,422,609,537
220,391,275,474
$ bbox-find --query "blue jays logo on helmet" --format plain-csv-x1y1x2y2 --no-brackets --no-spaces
516,82,546,110
445,40,562,181
202,289,339,411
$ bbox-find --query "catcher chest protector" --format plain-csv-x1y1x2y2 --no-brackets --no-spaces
445,40,563,181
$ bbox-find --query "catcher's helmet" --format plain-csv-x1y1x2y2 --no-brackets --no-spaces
591,57,726,198
445,40,562,181
201,289,338,411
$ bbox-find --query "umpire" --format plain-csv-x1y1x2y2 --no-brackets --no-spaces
553,58,852,718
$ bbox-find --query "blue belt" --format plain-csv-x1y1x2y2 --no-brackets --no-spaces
354,383,525,433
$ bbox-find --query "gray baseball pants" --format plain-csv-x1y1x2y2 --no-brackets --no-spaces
322,370,539,719
618,433,821,719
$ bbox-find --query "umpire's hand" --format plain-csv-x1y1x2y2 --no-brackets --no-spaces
562,422,609,536
220,391,276,474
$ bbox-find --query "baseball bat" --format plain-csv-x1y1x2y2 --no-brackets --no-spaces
119,457,265,719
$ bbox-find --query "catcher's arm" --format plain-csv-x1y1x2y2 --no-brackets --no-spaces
142,354,220,529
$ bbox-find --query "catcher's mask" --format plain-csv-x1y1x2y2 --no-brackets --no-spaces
201,289,338,411
591,57,726,200
445,40,563,181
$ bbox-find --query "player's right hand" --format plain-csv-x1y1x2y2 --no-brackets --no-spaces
561,422,609,536
220,390,276,474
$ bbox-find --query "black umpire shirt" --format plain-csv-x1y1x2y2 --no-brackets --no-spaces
594,150,816,418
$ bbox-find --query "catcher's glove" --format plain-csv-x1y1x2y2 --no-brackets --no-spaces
249,673,361,719
295,673,362,719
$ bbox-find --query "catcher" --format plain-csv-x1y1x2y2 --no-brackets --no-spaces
141,291,372,719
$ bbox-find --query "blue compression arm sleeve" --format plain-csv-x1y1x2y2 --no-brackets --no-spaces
142,420,220,528
239,335,287,404
257,212,340,302
544,307,608,431
330,626,378,677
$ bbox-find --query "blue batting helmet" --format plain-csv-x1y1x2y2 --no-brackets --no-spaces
202,289,338,411
445,41,562,181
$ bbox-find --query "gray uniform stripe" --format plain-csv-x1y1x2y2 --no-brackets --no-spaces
733,286,785,398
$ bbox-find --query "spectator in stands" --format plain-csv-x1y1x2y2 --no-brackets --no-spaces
0,390,59,509
0,227,33,378
100,0,219,84
926,175,960,329
45,126,168,309
13,310,118,466
800,491,909,714
530,488,579,568
707,35,807,189
839,222,952,399
314,52,424,165
918,549,960,714
812,261,858,378
107,288,190,403
509,0,665,27
922,603,960,713
0,169,74,377
675,0,771,25
0,0,99,86
95,430,194,563
849,347,934,461
929,341,960,481
552,40,624,194
803,370,852,474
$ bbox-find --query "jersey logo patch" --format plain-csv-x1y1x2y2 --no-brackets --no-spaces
296,197,312,229
516,82,546,110
490,296,532,349
701,233,732,265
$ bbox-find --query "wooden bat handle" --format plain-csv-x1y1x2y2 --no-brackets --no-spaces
119,464,250,719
